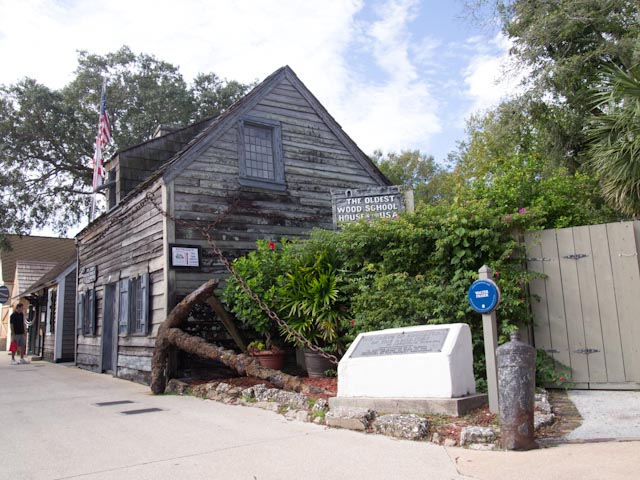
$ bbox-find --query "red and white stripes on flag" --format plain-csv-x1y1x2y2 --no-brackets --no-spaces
92,81,112,191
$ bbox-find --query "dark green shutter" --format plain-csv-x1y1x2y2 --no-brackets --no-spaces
77,292,85,335
118,279,130,335
139,273,149,335
87,289,96,336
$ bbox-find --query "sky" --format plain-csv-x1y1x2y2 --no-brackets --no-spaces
0,0,524,165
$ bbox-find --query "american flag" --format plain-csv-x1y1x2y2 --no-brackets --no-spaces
92,81,112,191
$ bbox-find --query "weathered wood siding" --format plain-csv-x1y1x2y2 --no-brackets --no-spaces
76,185,165,384
170,77,386,299
43,302,55,363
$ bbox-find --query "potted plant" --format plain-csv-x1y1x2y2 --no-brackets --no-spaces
246,339,286,370
222,238,349,377
222,239,290,371
278,248,349,377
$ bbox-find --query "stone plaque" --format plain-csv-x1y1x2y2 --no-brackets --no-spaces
350,328,450,358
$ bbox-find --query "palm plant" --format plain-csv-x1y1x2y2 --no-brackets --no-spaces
587,64,640,216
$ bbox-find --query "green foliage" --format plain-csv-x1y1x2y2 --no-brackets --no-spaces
536,349,573,389
587,65,640,216
371,149,456,205
0,45,252,235
463,0,639,176
222,239,290,345
224,200,541,384
222,239,351,354
454,102,619,228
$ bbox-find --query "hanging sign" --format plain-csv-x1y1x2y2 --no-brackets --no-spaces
468,279,500,314
331,186,404,228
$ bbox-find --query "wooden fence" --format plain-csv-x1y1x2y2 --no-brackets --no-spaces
525,221,640,390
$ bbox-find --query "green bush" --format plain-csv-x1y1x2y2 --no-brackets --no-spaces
223,199,540,387
222,238,351,354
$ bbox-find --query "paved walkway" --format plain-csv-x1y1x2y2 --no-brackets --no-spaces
2,354,639,480
567,389,640,440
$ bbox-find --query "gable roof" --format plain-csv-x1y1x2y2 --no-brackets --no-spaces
13,261,58,298
80,66,390,234
18,254,77,298
129,66,389,197
0,235,76,285
161,66,389,186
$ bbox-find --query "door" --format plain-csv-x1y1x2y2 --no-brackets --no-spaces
100,283,118,373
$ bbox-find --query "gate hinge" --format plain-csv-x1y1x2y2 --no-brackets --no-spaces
575,348,599,355
527,257,552,262
564,253,589,260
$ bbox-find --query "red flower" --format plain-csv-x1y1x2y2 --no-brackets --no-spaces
268,241,276,251
494,271,499,278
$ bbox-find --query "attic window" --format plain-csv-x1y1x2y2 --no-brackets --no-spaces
238,117,285,191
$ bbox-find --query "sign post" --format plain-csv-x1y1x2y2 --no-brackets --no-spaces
468,265,500,414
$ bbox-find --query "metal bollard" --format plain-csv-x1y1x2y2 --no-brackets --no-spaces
496,332,537,450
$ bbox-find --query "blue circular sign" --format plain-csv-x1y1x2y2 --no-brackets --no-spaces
468,279,500,314
0,285,9,304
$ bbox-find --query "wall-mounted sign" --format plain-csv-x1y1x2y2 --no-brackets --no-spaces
0,285,10,304
331,186,405,228
170,244,201,268
468,279,501,314
80,266,97,284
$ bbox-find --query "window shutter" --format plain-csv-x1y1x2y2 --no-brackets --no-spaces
118,279,130,335
87,289,96,336
77,292,85,335
139,273,149,335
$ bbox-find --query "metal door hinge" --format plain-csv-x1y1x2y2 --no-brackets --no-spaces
575,348,600,355
564,253,589,260
527,257,552,262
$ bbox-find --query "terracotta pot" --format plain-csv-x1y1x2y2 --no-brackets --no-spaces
303,349,335,378
251,350,286,370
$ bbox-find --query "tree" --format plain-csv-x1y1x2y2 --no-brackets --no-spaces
464,0,639,169
587,65,640,216
454,102,617,228
371,149,455,205
0,46,252,235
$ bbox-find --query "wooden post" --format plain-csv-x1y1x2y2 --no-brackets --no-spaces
479,265,499,414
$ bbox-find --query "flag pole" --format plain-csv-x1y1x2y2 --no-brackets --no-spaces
90,79,111,221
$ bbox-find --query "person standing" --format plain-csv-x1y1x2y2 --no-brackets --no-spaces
9,303,29,365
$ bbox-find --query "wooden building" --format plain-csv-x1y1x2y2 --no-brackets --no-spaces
19,255,77,362
75,66,390,384
0,235,76,352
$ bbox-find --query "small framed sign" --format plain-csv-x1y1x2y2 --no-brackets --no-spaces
169,244,201,268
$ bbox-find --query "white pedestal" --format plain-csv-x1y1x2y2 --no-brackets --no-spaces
337,323,476,399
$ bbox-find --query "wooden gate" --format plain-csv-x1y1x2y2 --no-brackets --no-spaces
525,221,640,390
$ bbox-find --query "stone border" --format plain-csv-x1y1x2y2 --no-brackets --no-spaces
166,379,555,447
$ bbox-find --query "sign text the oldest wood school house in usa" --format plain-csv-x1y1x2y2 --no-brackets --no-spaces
331,186,405,228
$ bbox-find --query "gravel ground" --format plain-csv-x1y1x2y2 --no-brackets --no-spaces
566,390,640,440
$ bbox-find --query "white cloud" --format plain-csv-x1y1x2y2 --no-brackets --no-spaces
462,33,525,119
0,0,514,160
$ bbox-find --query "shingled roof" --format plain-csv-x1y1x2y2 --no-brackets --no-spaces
0,235,76,285
79,65,389,236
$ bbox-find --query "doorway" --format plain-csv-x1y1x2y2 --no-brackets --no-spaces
101,283,118,374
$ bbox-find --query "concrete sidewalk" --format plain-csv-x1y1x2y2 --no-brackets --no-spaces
2,354,639,480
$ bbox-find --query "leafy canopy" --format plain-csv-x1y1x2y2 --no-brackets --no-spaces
0,46,252,235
